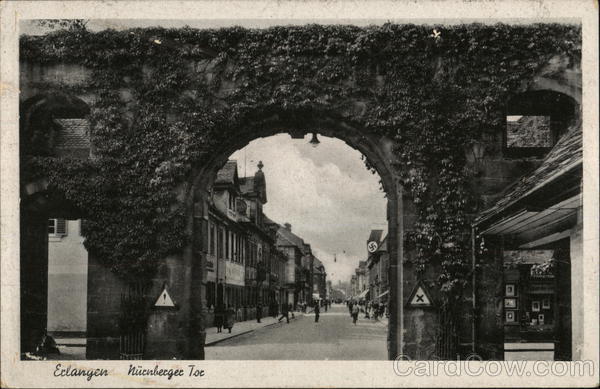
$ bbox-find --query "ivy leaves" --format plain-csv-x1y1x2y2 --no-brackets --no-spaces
21,23,580,289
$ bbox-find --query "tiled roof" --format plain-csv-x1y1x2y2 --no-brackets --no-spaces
475,123,582,225
215,160,238,185
54,118,90,149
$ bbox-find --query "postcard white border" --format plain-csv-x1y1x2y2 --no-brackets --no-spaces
1,1,598,388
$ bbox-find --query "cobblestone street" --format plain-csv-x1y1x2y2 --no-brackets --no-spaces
205,304,388,360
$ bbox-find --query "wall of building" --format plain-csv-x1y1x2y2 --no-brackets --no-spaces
570,213,583,360
47,219,88,334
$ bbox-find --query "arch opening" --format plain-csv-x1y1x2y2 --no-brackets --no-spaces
20,92,91,358
188,116,403,360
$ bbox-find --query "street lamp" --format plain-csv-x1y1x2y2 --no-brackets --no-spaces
309,132,320,148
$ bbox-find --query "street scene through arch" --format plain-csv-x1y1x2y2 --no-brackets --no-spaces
202,133,390,360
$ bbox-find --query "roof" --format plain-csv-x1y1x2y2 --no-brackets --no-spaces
215,160,238,186
377,236,388,253
275,224,306,250
313,257,324,269
475,123,582,225
368,229,384,243
53,118,90,149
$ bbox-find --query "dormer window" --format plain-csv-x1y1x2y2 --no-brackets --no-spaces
504,90,577,158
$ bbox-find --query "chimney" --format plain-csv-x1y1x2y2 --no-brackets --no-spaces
284,223,292,231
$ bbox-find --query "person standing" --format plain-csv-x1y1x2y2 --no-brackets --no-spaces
214,304,225,333
351,303,359,325
256,302,262,323
225,306,235,333
348,300,354,316
278,303,290,323
313,301,320,323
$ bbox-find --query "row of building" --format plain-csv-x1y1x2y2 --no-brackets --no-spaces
349,229,390,308
200,159,329,323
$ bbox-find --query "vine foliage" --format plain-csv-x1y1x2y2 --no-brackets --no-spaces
21,23,580,299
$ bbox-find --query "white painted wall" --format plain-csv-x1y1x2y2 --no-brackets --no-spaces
47,219,88,333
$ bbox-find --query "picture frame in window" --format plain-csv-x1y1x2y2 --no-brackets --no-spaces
538,314,545,325
504,298,517,309
532,301,541,312
542,298,550,309
505,284,516,297
505,310,516,323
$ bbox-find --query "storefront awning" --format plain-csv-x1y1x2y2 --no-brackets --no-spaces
377,290,389,299
357,289,369,299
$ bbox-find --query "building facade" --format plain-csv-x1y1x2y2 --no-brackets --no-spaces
47,218,88,335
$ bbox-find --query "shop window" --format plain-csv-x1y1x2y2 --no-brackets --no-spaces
502,248,571,357
504,90,577,158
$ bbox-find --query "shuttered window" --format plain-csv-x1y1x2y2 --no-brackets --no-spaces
48,218,67,236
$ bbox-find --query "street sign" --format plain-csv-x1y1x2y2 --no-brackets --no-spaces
367,241,378,253
154,286,176,308
406,280,435,308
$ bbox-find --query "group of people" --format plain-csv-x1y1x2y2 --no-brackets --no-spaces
347,299,388,325
213,300,332,332
213,304,236,333
363,301,387,320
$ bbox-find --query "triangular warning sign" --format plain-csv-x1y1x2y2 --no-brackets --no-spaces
406,280,435,308
154,287,176,307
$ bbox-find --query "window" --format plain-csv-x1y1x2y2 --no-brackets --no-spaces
210,224,216,255
506,115,553,148
504,90,577,158
217,228,224,259
225,230,230,259
48,218,67,236
228,192,236,210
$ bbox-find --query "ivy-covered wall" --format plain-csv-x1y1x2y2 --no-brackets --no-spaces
20,24,581,358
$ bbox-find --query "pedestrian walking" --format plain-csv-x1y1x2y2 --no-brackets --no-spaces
348,300,354,316
214,303,225,333
256,302,262,323
313,301,320,323
225,306,235,333
352,303,359,325
278,303,290,323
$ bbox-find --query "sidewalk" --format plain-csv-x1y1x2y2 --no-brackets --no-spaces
205,312,304,346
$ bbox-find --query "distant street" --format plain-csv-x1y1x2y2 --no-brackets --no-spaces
205,304,388,360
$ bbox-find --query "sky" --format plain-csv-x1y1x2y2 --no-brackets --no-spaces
230,134,387,284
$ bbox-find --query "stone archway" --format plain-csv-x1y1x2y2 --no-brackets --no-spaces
19,92,91,355
177,112,406,360
17,24,583,361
